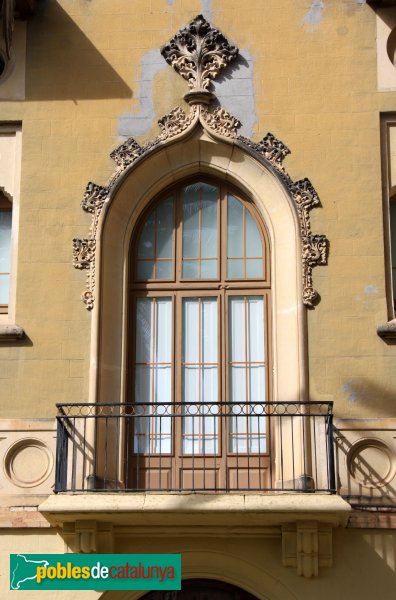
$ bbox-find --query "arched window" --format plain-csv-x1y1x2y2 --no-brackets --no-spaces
127,179,271,491
0,191,12,313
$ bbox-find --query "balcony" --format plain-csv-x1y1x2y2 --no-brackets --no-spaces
54,401,335,494
39,401,351,573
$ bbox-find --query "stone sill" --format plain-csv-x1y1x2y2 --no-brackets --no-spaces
39,493,351,530
377,318,396,342
0,324,25,342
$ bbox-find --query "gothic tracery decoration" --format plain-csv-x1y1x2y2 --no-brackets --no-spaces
239,133,291,169
289,178,328,307
160,14,238,92
73,15,328,310
201,106,241,138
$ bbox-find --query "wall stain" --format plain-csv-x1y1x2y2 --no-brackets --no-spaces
303,0,325,29
118,49,166,137
215,50,257,138
200,0,213,20
364,285,378,296
343,382,358,403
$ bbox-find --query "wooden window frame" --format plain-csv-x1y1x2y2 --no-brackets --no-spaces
127,177,272,490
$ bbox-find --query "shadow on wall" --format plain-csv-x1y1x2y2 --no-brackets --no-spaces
26,1,132,100
342,379,396,418
335,427,396,506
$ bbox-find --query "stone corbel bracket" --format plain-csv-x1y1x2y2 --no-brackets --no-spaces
63,520,114,554
282,521,333,578
73,15,328,310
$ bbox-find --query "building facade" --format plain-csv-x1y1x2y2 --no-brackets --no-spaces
1,0,396,598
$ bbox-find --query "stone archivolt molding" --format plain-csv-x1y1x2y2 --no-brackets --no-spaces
73,15,328,311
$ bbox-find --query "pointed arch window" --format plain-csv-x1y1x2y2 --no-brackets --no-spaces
128,179,271,490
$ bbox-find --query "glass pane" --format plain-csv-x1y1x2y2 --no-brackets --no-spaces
227,258,244,278
229,297,245,362
156,260,172,279
247,296,265,362
137,260,154,280
228,296,266,454
201,259,217,278
246,209,262,257
202,367,218,404
230,365,246,404
248,364,266,403
156,298,172,363
136,196,174,280
182,186,199,259
183,366,199,404
0,274,9,305
135,365,152,403
201,187,218,258
227,194,244,257
137,213,155,259
182,297,218,455
391,202,396,264
156,196,173,259
0,210,11,273
154,366,172,403
135,298,152,363
246,258,263,278
202,298,218,363
182,259,199,279
182,182,219,279
183,299,199,363
134,298,172,454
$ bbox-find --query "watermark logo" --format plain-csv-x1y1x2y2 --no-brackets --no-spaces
10,554,181,591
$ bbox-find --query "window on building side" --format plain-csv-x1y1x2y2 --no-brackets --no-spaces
127,179,272,491
380,115,396,318
391,195,396,310
0,191,12,313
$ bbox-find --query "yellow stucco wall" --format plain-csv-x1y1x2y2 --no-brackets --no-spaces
1,2,396,594
0,0,393,418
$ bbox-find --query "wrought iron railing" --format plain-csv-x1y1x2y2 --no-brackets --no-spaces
54,401,335,493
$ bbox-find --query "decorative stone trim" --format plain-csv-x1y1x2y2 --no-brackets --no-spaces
158,105,198,140
73,16,328,310
160,14,238,95
282,522,332,578
201,106,241,138
238,133,291,169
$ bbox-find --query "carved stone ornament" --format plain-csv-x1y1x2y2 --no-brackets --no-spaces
282,522,333,578
239,133,291,168
73,17,328,310
161,14,238,104
201,106,241,138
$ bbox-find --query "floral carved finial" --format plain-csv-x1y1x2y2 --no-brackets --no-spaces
161,14,239,104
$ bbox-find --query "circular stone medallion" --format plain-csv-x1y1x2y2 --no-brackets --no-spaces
347,438,396,489
3,438,53,488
